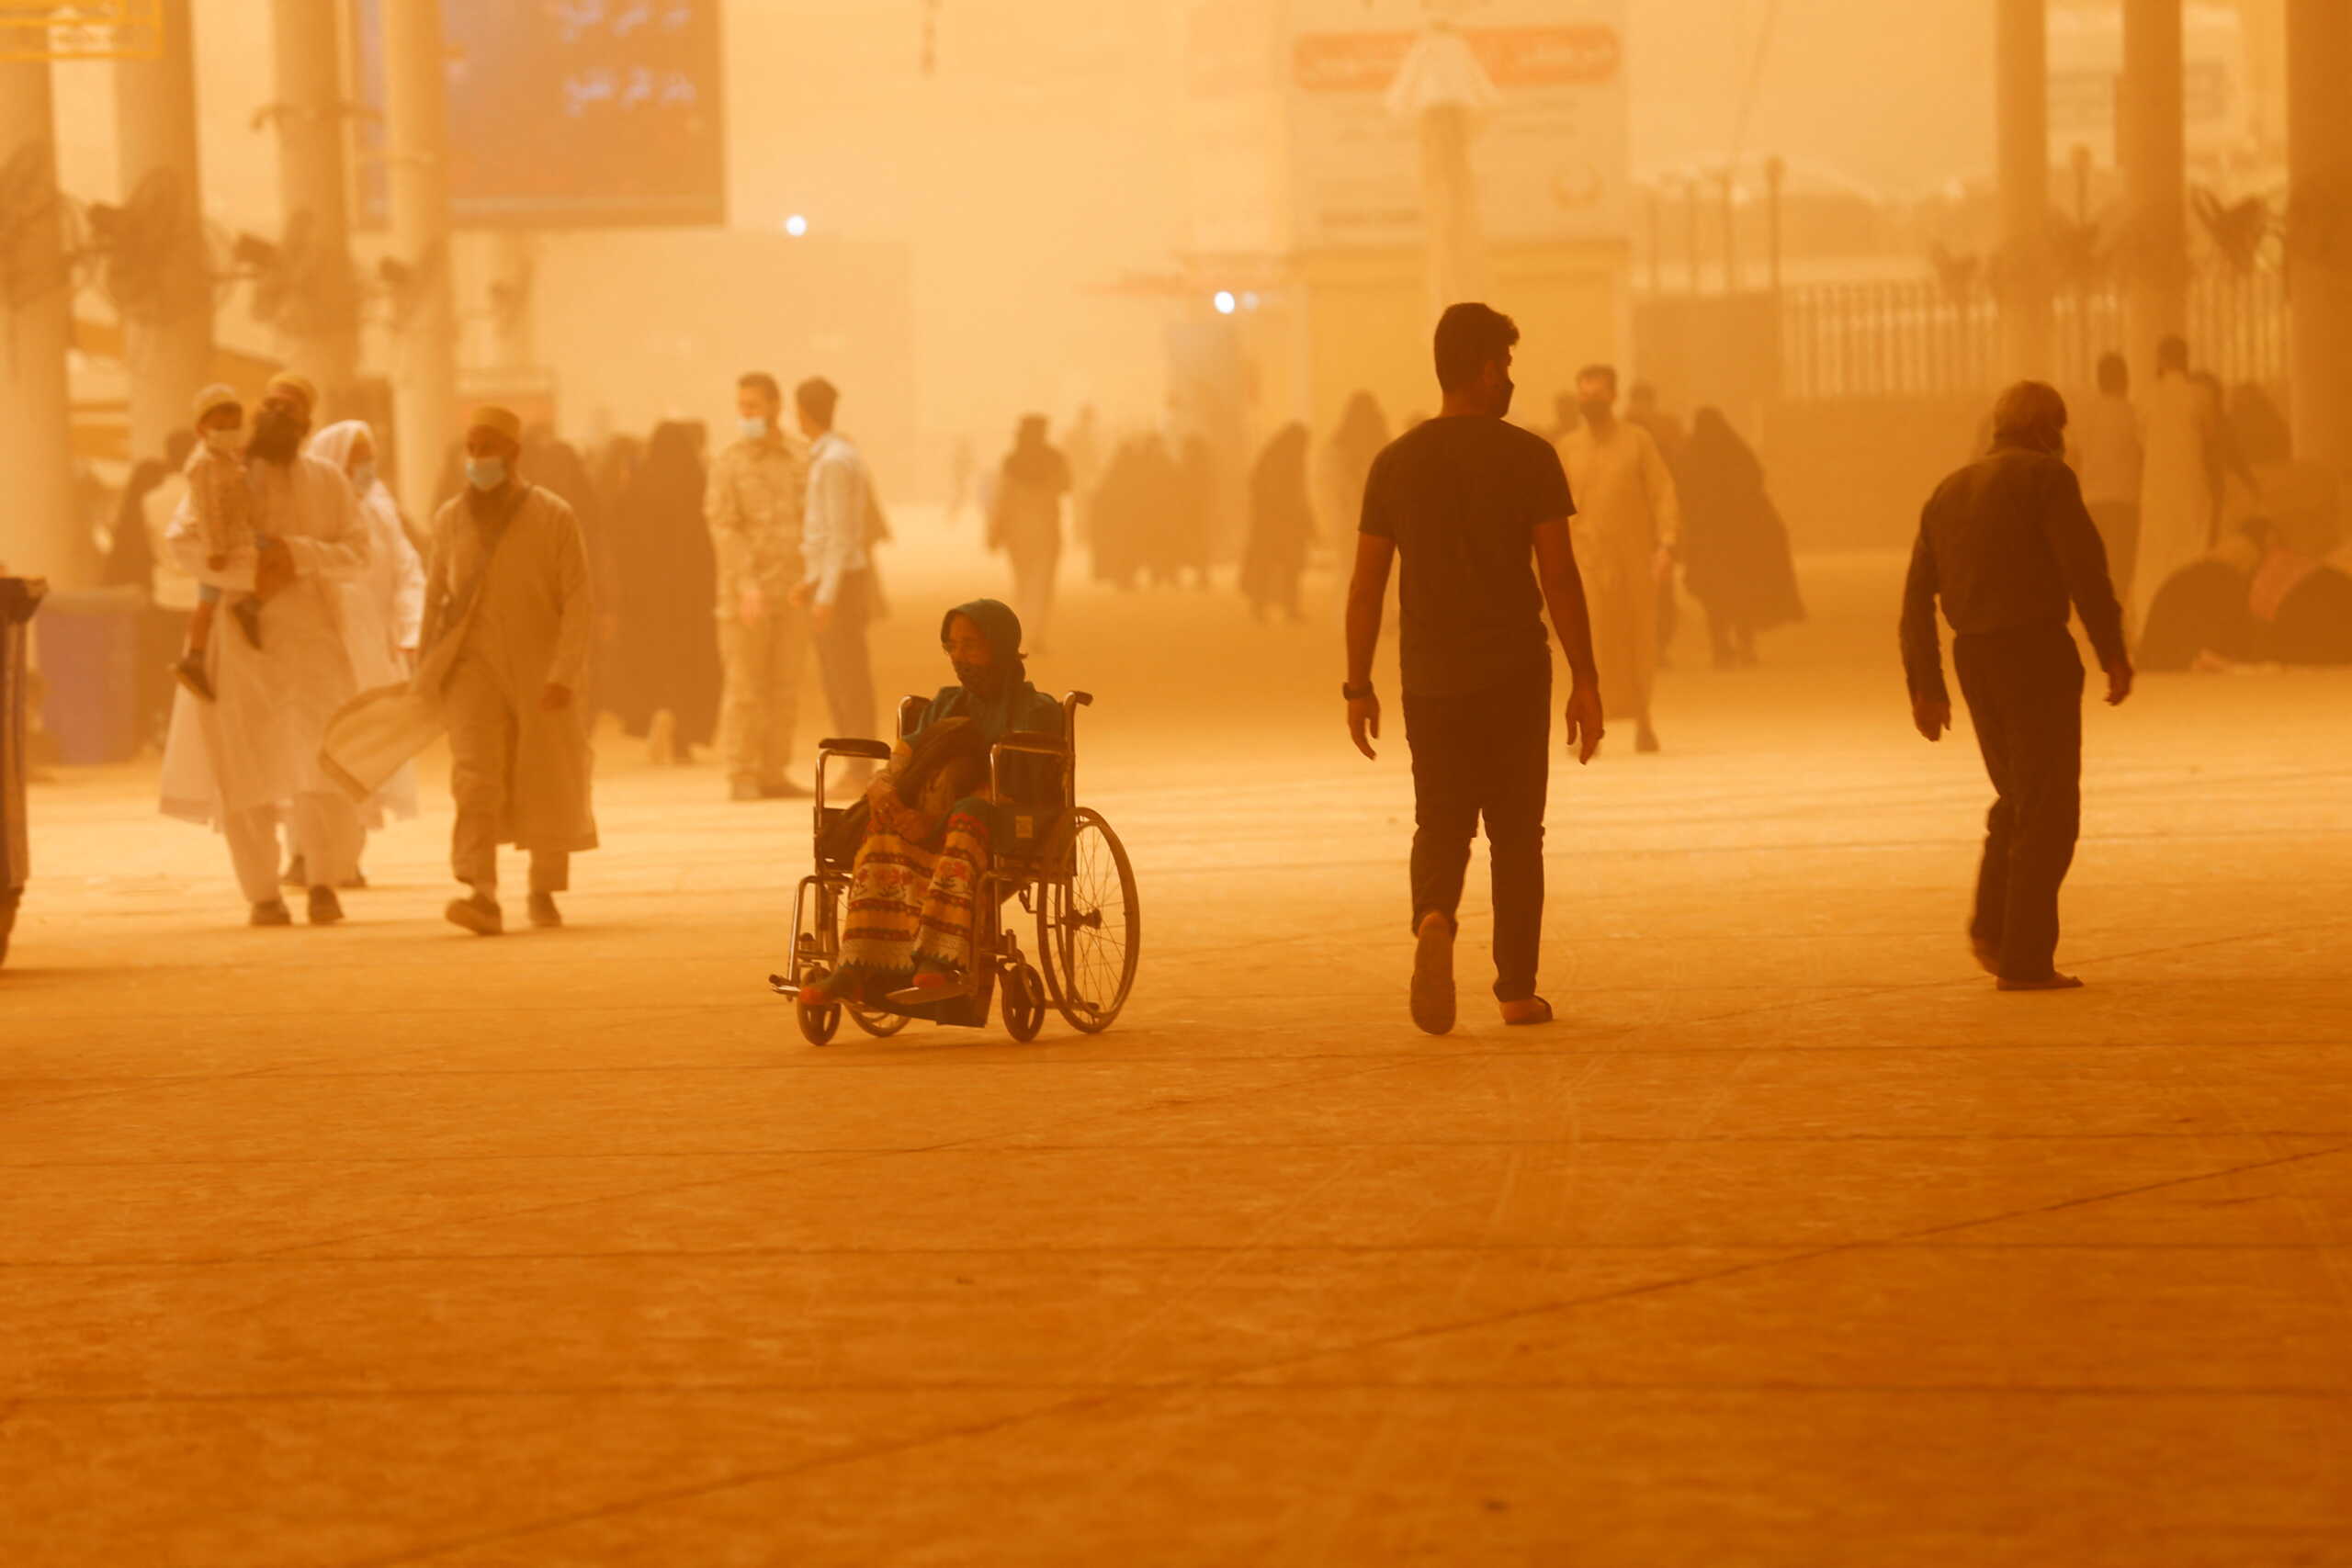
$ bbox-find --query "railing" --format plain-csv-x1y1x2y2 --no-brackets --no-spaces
1775,268,2288,400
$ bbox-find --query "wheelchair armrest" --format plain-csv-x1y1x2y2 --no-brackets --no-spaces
1065,691,1094,708
994,730,1069,754
819,738,893,761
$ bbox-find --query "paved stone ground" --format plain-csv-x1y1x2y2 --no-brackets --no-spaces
5,523,2349,1565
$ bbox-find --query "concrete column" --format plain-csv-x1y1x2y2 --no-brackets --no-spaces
2119,0,2187,374
269,0,360,407
0,62,86,583
384,0,458,517
114,0,214,462
1996,0,2052,380
2287,0,2352,479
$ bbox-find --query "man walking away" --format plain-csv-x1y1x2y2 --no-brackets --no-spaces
425,407,598,936
792,378,879,750
2132,335,2221,637
709,371,813,801
1345,302,1604,1035
2069,352,2144,608
1902,381,2132,991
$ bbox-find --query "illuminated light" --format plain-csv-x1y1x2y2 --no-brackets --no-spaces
1213,290,1237,315
784,213,808,237
1240,291,1261,310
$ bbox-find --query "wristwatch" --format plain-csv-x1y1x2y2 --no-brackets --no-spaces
1341,682,1374,701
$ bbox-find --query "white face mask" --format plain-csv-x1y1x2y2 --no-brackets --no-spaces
203,426,241,456
349,459,378,493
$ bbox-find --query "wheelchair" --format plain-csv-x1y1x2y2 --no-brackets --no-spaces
768,690,1140,1045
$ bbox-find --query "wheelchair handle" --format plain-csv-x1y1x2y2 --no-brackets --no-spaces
819,738,892,760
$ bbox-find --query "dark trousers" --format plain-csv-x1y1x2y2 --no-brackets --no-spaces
1402,661,1551,1003
1953,626,2084,983
815,569,877,742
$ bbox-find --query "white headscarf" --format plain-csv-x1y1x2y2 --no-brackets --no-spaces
306,419,373,482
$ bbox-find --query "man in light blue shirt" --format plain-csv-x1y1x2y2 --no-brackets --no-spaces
790,377,878,744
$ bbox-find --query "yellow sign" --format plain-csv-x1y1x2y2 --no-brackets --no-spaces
0,1,164,62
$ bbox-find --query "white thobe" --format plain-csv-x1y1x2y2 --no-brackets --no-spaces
1556,421,1680,720
157,454,371,903
2133,370,2221,633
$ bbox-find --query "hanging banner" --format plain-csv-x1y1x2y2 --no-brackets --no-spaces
1287,0,1628,251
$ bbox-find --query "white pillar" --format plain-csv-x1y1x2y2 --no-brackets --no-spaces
1996,0,2052,380
2120,0,2188,375
114,0,214,461
384,0,458,516
269,0,360,406
0,61,86,583
2287,0,2352,479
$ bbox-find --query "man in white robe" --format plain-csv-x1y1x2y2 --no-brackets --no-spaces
424,406,597,935
1555,364,1680,752
2132,335,2222,637
157,371,372,925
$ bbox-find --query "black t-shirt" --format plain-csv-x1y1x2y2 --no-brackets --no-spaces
1359,416,1575,696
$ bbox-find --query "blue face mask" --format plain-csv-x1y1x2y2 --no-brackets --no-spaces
349,459,378,493
741,415,772,441
465,457,508,491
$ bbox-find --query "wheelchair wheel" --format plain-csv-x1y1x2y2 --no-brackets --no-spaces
1001,963,1046,1043
847,1004,910,1038
1036,807,1138,1033
797,998,842,1045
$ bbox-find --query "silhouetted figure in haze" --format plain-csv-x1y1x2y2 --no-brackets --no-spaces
988,414,1071,651
2229,382,2292,468
789,376,882,752
104,443,187,747
707,372,814,802
1133,434,1190,586
1086,437,1147,590
609,420,721,762
1177,434,1222,584
2132,335,2222,637
1345,302,1602,1035
1239,423,1315,622
2067,352,2143,608
1901,380,2132,992
1676,407,1804,669
1322,390,1390,555
1555,364,1679,752
1624,381,1688,664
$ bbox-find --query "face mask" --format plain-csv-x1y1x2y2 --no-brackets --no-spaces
349,460,377,492
466,457,508,491
741,416,772,441
1498,376,1516,418
203,426,242,456
951,658,1005,698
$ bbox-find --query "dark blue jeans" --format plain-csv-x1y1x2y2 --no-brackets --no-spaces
1402,661,1552,1003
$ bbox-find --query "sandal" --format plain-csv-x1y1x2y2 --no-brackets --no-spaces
1501,997,1555,1027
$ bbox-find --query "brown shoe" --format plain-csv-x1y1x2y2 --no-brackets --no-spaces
1996,973,2084,992
445,894,503,935
527,892,562,929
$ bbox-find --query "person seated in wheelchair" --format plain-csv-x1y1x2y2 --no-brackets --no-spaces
799,598,1063,1007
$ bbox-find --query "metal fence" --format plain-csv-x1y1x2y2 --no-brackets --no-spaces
1778,268,2289,400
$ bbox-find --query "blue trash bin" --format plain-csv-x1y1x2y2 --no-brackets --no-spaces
1,576,44,966
33,584,142,766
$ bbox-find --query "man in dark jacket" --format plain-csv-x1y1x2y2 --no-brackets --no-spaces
1901,380,2133,991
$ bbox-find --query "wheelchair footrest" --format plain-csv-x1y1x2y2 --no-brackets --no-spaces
885,976,977,1008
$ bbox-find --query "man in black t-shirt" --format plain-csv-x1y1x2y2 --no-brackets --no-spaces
1345,303,1604,1035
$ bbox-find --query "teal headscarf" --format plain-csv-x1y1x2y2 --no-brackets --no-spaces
918,598,1062,798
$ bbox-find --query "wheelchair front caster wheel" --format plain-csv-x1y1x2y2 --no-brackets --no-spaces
797,998,842,1045
1001,964,1047,1043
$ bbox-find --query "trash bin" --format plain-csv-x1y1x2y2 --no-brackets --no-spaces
33,583,142,765
0,576,44,967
